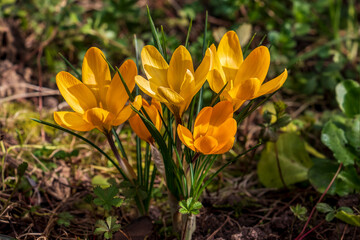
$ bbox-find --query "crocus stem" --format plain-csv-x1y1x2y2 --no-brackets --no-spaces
295,163,343,240
105,132,137,183
274,141,287,189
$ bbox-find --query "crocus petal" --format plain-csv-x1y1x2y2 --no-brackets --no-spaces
167,46,194,92
83,108,115,133
54,111,94,131
234,46,270,86
230,78,261,100
213,137,235,154
157,86,184,105
112,95,142,126
129,114,153,143
209,101,234,126
217,31,243,69
194,135,218,155
254,69,288,98
56,71,97,114
207,44,227,93
179,70,196,108
194,48,212,90
141,45,169,88
193,107,212,139
177,125,196,152
209,118,237,146
106,59,137,114
135,75,157,99
82,47,111,104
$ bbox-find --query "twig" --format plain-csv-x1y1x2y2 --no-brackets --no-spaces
295,163,343,240
0,90,60,104
206,216,230,240
298,220,326,240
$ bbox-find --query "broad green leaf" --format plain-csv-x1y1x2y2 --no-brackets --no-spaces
257,133,313,188
316,203,334,213
321,121,357,166
345,116,360,153
308,158,360,196
93,186,122,211
91,175,110,188
335,80,360,117
335,210,360,226
326,211,336,221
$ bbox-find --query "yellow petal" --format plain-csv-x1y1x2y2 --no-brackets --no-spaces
234,46,270,86
135,75,157,99
193,106,212,139
141,45,169,88
129,114,153,143
230,78,261,100
207,44,227,93
113,95,142,126
210,118,237,146
83,108,115,133
254,69,288,98
210,101,234,126
194,47,211,90
56,71,97,114
54,111,94,131
106,59,137,114
217,31,243,69
179,70,196,107
82,47,111,104
232,99,246,112
167,46,194,92
194,135,218,155
157,86,184,105
213,137,235,154
177,125,195,152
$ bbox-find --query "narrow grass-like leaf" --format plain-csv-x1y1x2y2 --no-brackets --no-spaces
185,18,193,49
210,82,228,106
243,33,257,57
58,52,82,80
160,26,168,61
196,11,209,115
258,34,267,46
131,106,179,198
112,128,128,161
147,5,164,56
32,118,128,180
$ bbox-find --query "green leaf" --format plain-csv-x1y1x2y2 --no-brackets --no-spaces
345,116,360,153
93,186,123,211
257,133,313,188
321,121,357,166
326,211,336,221
57,212,74,227
316,203,334,213
308,158,359,196
335,80,360,117
335,210,360,226
192,201,203,210
338,207,353,214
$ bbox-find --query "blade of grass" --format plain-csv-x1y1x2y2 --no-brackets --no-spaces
160,26,168,61
112,127,128,161
147,5,164,56
185,18,193,49
58,52,82,80
32,118,128,180
196,11,208,115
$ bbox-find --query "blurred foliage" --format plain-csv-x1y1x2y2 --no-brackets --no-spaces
1,0,358,96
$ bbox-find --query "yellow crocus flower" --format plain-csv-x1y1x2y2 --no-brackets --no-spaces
207,31,288,111
135,45,211,119
54,47,142,134
129,98,162,144
177,101,237,155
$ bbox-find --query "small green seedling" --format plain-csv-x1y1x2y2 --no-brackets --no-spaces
290,204,308,221
179,197,203,215
94,216,121,239
316,203,353,222
93,185,123,211
57,212,74,227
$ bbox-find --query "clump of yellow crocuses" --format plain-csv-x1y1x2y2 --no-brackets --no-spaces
54,47,142,134
207,31,288,111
